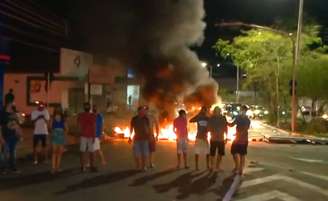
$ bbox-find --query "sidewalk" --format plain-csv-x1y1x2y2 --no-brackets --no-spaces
260,122,328,145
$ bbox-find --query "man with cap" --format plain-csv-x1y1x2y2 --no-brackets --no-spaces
31,101,50,165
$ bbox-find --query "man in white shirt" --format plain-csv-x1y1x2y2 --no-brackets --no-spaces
31,102,50,165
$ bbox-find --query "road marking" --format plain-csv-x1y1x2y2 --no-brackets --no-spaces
291,157,327,164
300,171,328,182
223,175,241,201
240,174,328,197
235,190,301,201
221,168,265,201
244,168,264,174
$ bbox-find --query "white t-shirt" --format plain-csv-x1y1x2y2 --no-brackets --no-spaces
31,109,50,135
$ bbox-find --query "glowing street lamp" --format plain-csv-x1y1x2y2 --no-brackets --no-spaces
201,62,207,68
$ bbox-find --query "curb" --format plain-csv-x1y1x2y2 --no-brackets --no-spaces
261,123,328,145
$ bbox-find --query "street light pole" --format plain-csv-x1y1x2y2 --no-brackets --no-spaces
209,65,213,78
236,66,240,103
291,0,304,133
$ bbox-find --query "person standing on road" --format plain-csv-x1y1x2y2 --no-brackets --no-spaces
93,105,107,166
173,109,189,169
129,106,151,171
0,103,22,173
0,133,5,174
190,106,210,171
50,106,66,174
4,89,15,106
228,105,250,175
78,103,97,172
146,106,159,169
31,102,50,165
208,106,228,172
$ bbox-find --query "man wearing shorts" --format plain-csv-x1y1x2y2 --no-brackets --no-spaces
78,103,97,172
173,109,189,169
93,105,107,166
208,107,227,172
228,105,250,175
129,106,151,171
146,107,159,169
190,106,210,170
31,102,50,165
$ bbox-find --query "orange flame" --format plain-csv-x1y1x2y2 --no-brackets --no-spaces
113,123,236,142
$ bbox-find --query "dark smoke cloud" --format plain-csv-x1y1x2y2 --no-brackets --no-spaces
76,0,218,111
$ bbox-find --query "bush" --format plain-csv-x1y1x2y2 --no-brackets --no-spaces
305,118,328,134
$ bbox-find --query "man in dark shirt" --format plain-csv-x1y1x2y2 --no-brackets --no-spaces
228,105,251,175
190,106,210,170
208,106,228,171
0,103,20,173
129,106,151,171
4,89,15,106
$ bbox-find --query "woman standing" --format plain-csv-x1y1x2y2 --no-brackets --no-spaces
51,106,66,174
0,103,22,174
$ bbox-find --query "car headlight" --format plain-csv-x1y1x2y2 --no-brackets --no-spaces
246,110,253,116
264,110,269,115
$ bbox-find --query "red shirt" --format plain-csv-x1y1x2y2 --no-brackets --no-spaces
173,116,188,139
78,112,96,138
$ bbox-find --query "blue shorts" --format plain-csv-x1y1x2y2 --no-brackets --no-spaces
133,140,149,157
52,129,65,145
177,138,188,154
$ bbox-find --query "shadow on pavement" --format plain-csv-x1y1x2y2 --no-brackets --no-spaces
209,173,236,201
129,168,177,186
0,168,79,190
153,171,219,200
56,169,140,195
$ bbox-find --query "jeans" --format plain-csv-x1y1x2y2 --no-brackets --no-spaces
4,137,18,170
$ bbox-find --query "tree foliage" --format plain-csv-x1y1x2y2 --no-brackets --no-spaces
213,23,328,121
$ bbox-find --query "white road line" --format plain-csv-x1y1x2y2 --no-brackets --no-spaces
223,175,241,201
300,171,328,182
235,190,301,201
244,168,264,174
291,157,327,164
240,174,328,197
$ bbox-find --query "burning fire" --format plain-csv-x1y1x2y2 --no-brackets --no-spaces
113,123,236,142
113,103,237,142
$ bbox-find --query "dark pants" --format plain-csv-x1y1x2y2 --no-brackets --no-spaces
5,137,18,170
0,146,5,171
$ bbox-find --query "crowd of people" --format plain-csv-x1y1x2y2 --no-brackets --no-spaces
0,100,106,175
0,91,250,176
129,105,250,175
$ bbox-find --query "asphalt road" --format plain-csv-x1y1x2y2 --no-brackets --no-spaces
0,124,327,201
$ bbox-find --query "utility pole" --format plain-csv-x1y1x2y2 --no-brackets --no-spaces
291,0,304,133
276,56,280,127
236,66,240,103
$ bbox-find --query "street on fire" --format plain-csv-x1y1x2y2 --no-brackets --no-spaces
1,0,328,201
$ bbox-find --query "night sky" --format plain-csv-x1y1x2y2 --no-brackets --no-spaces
36,0,328,77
